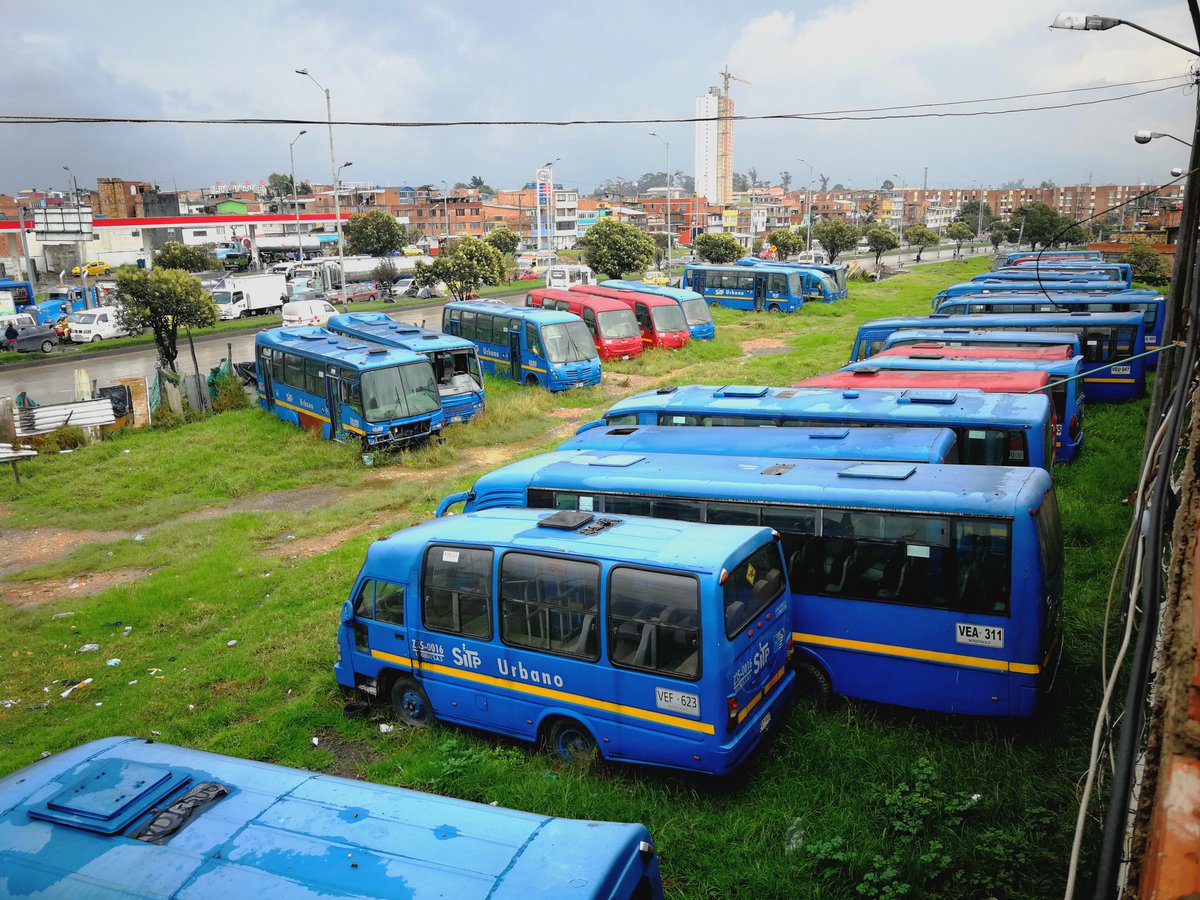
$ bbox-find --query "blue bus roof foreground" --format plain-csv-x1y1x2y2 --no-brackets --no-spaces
0,737,663,900
558,424,959,464
883,328,1083,351
256,325,430,369
328,312,476,353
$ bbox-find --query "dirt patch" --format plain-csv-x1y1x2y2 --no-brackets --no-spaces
463,446,518,470
211,676,266,697
602,372,662,397
739,337,789,353
311,728,386,780
268,524,375,559
0,526,131,579
176,485,350,523
0,502,13,520
546,407,586,420
0,567,153,608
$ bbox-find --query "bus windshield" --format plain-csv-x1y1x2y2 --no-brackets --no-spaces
681,297,713,325
787,272,803,297
542,321,596,363
814,273,837,296
361,363,440,422
650,303,688,334
596,309,640,339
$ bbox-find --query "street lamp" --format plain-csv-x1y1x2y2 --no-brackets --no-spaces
1135,129,1193,147
63,165,85,282
1050,12,1200,54
440,180,450,240
797,157,814,252
543,157,561,251
649,132,672,267
289,130,307,263
294,68,346,296
971,181,987,253
892,174,906,264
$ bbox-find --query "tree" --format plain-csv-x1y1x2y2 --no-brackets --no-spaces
1000,179,1026,190
298,181,313,195
902,224,939,263
345,209,407,256
466,175,495,194
880,179,895,191
676,174,696,195
1010,202,1062,249
265,173,294,198
412,236,504,301
371,260,399,298
113,267,217,373
779,171,792,192
732,172,750,192
581,218,655,279
818,174,831,192
945,221,974,257
765,228,802,259
153,241,216,272
811,219,860,262
747,167,759,188
1039,180,1056,189
483,227,519,256
693,232,744,264
955,200,995,236
651,232,670,266
988,219,1011,251
1120,239,1170,284
863,224,898,267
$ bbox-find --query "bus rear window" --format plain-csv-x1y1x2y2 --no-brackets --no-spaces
1035,490,1064,578
723,542,785,637
608,568,700,679
959,428,1028,466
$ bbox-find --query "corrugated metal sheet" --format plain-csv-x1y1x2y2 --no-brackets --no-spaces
0,443,37,461
14,399,115,437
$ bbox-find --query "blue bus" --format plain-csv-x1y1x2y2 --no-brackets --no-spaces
559,423,959,464
849,312,1146,402
436,452,1062,718
682,264,824,311
336,507,795,775
0,736,664,899
734,258,848,300
588,384,1055,471
930,292,1165,359
933,280,1151,305
843,354,1085,462
882,327,1082,356
599,280,716,340
327,313,485,424
442,301,601,392
255,327,443,448
1002,250,1102,266
986,263,1133,286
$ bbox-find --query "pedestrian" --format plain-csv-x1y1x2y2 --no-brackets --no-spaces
4,322,17,351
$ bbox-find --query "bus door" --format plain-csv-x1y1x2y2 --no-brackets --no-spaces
691,271,706,295
257,346,275,410
509,327,523,382
325,364,343,439
345,575,412,690
753,275,766,311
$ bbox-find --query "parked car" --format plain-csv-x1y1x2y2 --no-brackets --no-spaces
1,313,58,353
71,260,110,277
642,270,670,286
67,306,133,342
329,282,380,303
282,298,339,327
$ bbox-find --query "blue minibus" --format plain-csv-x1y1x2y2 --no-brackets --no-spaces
599,280,716,339
336,507,795,775
0,736,664,899
933,281,1150,306
881,327,1082,356
588,384,1054,471
437,452,1062,718
1001,250,1102,266
682,264,825,311
559,423,958,464
328,313,485,424
843,354,1085,462
441,301,601,391
930,292,1165,359
734,258,848,300
255,327,443,448
849,312,1147,403
987,263,1133,286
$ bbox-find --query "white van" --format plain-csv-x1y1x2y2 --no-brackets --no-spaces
544,264,596,289
282,298,339,327
68,306,129,342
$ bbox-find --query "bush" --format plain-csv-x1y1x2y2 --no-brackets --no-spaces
31,425,88,453
211,375,251,413
152,407,185,430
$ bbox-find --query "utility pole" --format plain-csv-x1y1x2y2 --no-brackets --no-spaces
289,130,307,263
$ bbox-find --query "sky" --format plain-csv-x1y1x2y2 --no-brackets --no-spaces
3,0,1197,196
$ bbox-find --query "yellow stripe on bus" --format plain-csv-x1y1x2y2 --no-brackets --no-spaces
736,665,786,724
794,632,1040,675
521,364,547,374
275,399,330,422
1084,377,1136,384
371,649,715,734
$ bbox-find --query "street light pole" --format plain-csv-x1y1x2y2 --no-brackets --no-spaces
63,165,85,281
798,157,814,253
971,181,986,253
544,157,561,252
335,161,353,305
289,130,307,263
650,133,672,267
1134,129,1193,148
440,180,450,241
295,69,345,295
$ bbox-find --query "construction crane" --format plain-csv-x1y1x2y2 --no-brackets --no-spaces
719,67,751,98
715,68,749,204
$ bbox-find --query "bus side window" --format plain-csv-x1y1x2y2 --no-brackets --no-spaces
768,273,787,295
270,349,285,387
284,352,304,389
304,358,325,396
582,307,597,336
500,552,600,659
608,567,700,679
460,310,477,341
635,303,650,328
341,374,364,416
525,322,544,357
423,545,493,639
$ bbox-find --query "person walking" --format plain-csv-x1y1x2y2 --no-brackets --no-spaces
4,322,18,351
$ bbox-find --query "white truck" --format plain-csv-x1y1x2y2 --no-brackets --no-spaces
208,273,288,320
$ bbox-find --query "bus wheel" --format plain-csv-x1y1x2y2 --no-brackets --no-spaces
767,303,782,314
544,718,598,765
794,659,833,708
526,374,539,387
391,677,435,727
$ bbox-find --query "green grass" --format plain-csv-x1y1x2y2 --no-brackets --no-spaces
0,256,1142,897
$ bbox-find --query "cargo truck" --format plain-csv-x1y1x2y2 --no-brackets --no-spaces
208,273,287,320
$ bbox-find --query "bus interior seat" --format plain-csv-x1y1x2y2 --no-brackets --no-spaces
752,569,784,604
822,539,854,592
676,651,699,678
632,624,657,669
567,613,596,657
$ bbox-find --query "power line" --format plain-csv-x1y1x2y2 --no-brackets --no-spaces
0,78,1189,130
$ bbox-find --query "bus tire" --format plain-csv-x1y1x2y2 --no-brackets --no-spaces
543,717,598,765
391,677,435,727
794,658,833,708
526,374,539,387
767,303,783,314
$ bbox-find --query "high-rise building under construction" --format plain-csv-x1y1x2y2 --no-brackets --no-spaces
694,70,746,205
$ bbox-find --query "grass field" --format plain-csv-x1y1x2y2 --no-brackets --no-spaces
0,256,1142,897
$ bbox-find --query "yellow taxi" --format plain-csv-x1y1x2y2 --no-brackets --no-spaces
72,260,111,277
642,270,670,286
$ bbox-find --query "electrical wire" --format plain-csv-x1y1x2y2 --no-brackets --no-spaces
0,80,1188,129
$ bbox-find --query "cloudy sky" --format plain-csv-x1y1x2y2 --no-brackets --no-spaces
4,0,1196,195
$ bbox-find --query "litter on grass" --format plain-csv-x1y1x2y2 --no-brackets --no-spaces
76,643,100,654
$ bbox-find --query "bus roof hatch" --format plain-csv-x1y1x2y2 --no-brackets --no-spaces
837,463,917,480
714,386,769,399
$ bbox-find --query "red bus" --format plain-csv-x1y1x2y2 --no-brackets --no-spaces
525,288,643,360
875,342,1074,361
569,285,690,350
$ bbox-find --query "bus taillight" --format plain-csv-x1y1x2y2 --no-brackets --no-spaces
725,695,738,732
1069,414,1080,441
786,636,795,664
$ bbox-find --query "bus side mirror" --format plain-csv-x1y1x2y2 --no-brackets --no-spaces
340,600,354,626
